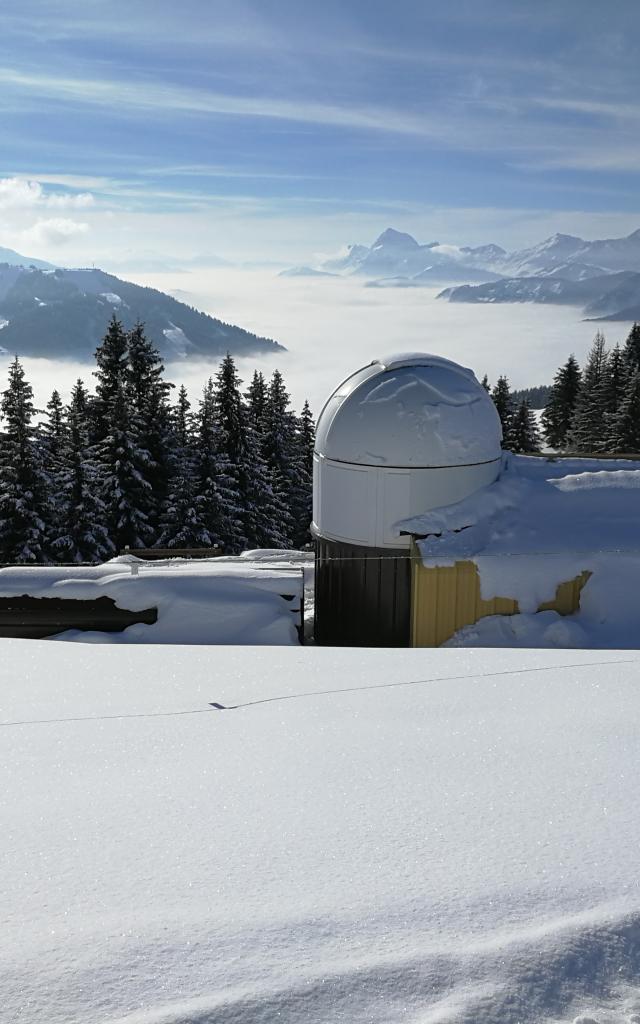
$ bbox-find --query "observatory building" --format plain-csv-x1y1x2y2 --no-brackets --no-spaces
312,353,503,645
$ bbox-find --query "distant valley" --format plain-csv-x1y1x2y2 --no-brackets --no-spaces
0,255,283,361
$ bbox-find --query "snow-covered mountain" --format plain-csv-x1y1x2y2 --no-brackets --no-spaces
0,264,283,360
285,226,640,298
503,228,640,277
313,228,506,284
439,270,640,321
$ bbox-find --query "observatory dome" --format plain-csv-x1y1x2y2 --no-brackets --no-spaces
313,353,503,549
315,353,502,468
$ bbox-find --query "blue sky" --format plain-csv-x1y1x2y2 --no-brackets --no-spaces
1,0,639,266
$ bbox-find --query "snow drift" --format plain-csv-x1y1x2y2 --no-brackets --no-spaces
0,553,309,645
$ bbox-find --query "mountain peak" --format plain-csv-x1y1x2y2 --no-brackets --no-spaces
372,228,420,250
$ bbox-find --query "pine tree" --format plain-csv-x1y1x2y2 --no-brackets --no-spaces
192,378,244,551
609,368,640,454
567,332,610,452
43,390,64,462
509,400,542,454
173,385,192,448
157,385,211,549
245,370,268,429
51,380,114,563
126,322,174,538
290,400,315,547
262,370,302,545
0,358,49,562
622,322,640,372
541,354,582,449
602,344,627,449
298,399,315,477
491,376,514,448
92,315,129,441
480,374,490,393
96,382,154,551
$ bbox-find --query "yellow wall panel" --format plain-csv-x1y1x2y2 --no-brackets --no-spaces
410,548,590,647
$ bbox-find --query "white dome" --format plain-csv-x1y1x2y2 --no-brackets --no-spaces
315,353,502,468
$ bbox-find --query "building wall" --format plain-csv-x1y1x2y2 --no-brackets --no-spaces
411,553,591,647
314,538,411,647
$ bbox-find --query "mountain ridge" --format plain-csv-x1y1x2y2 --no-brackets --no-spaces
0,263,284,361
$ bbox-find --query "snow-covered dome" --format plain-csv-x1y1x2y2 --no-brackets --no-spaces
315,353,502,468
313,353,503,549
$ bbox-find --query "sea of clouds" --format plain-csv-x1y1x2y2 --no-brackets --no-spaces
2,268,631,417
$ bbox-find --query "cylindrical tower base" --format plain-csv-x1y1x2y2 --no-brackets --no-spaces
314,537,411,647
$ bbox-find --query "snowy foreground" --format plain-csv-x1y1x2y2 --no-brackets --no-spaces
3,641,640,1024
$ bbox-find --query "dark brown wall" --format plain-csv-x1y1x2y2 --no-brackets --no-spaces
314,538,411,647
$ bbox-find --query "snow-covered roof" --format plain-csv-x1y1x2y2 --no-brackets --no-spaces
403,454,640,643
315,352,502,468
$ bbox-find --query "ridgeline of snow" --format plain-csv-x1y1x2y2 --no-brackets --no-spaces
404,454,640,648
3,642,640,1023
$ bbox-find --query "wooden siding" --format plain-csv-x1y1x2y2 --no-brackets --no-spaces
411,553,591,647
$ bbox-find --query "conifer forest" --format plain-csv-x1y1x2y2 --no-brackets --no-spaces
485,323,640,457
0,316,314,564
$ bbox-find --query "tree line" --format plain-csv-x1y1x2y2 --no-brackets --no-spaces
484,322,640,455
0,316,314,564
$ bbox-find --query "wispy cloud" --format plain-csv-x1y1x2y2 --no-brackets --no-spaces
0,67,441,137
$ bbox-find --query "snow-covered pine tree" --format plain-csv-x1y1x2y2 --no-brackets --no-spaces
126,322,174,539
43,390,64,462
609,368,640,454
245,370,267,430
241,369,291,549
262,369,303,544
192,378,244,552
0,358,49,563
214,354,290,550
480,374,490,393
509,400,542,454
491,376,514,448
298,399,315,476
95,381,154,551
51,379,114,563
156,385,211,549
567,331,610,453
40,389,66,540
92,315,129,442
290,400,315,548
602,344,627,450
541,354,582,449
622,322,640,371
174,385,192,448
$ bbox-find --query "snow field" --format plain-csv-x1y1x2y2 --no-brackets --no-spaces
2,642,640,1023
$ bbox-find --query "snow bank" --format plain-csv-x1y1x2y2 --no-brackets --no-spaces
0,553,309,645
402,455,640,648
3,642,640,1023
